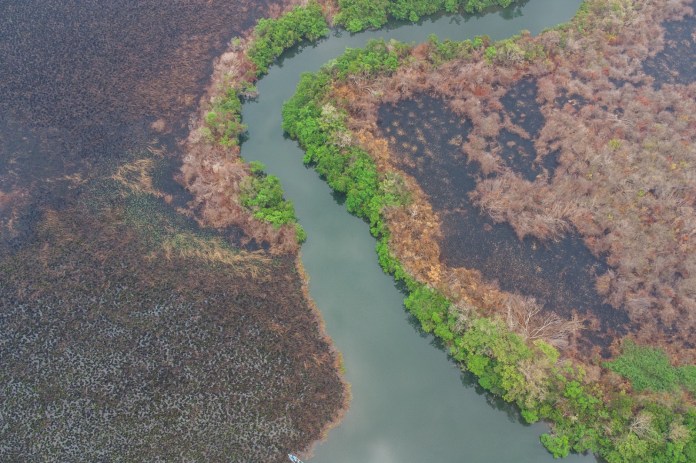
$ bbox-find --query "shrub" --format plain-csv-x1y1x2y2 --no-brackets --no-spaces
460,0,513,14
404,285,450,333
388,0,445,22
679,366,696,396
205,88,246,147
335,0,517,32
331,40,408,80
427,35,477,65
241,162,306,243
541,433,571,458
335,0,390,32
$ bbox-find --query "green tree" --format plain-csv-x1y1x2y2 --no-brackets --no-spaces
248,2,329,75
241,162,306,242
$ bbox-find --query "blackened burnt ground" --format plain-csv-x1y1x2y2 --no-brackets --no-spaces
378,95,629,354
0,0,270,248
498,78,559,181
0,203,343,462
0,1,345,461
643,5,696,87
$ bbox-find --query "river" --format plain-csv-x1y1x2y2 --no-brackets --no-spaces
241,0,597,462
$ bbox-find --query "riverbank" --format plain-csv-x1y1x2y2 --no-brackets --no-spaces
178,0,314,252
239,1,595,461
294,255,352,461
280,0,696,460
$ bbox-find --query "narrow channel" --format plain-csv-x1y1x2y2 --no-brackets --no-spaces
241,1,596,461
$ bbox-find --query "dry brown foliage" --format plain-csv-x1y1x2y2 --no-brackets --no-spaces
504,293,585,348
176,2,310,254
153,232,271,278
113,158,169,201
180,137,299,253
352,124,444,285
330,0,696,364
0,188,29,244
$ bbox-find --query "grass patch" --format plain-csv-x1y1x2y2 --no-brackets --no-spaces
607,340,696,396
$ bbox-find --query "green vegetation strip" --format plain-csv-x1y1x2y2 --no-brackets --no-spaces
206,1,696,459
242,161,307,242
203,87,245,148
335,0,515,32
281,38,696,462
202,0,539,247
248,2,329,75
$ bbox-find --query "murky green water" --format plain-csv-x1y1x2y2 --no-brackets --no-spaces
242,1,596,461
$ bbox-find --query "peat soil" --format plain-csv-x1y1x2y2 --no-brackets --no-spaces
0,1,345,461
378,95,629,355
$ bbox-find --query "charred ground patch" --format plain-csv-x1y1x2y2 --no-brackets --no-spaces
496,129,554,181
0,0,277,247
348,0,696,363
495,78,557,181
500,77,545,137
378,95,628,354
643,3,696,87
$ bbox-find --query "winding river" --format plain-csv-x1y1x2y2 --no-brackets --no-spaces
241,1,596,461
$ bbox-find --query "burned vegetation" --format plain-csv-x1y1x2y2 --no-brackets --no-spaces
643,6,696,87
332,0,696,372
378,96,628,357
0,1,345,461
0,151,345,462
0,0,259,251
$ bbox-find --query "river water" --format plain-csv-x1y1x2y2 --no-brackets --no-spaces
242,1,596,462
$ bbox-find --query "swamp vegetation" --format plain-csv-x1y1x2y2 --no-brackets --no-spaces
2,0,695,461
0,1,345,461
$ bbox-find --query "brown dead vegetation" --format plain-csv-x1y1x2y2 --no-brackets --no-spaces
0,0,286,242
331,0,696,365
504,293,585,349
354,128,445,283
153,232,271,276
177,1,310,254
180,136,299,253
